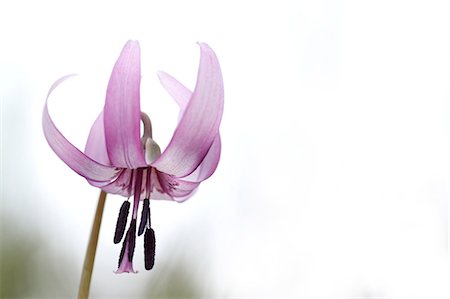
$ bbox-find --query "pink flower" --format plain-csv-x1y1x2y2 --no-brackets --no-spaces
43,41,224,273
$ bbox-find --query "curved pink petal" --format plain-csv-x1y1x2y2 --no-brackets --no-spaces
93,168,147,199
155,170,199,202
104,40,147,169
171,189,198,203
150,190,175,201
97,168,133,196
43,75,120,182
149,168,173,200
149,187,196,202
157,70,222,182
152,43,224,177
85,112,111,166
157,71,191,110
183,135,221,182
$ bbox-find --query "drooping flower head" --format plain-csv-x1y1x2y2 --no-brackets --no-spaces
43,41,223,273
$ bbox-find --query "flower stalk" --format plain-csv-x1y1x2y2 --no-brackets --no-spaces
78,191,107,299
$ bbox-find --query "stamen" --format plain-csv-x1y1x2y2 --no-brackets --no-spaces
138,198,150,236
147,201,152,229
127,170,135,196
145,167,152,199
144,228,156,270
121,168,142,266
127,219,137,262
116,168,157,273
117,219,137,267
114,201,130,244
132,169,143,219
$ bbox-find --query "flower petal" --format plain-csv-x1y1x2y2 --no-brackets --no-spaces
149,168,173,200
155,170,200,201
183,135,221,182
157,70,191,109
43,75,120,182
104,40,147,169
85,112,111,166
152,43,224,177
157,70,222,182
89,168,131,196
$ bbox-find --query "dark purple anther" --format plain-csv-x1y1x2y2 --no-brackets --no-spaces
144,228,156,270
127,219,137,262
114,201,130,244
138,198,150,236
118,234,127,266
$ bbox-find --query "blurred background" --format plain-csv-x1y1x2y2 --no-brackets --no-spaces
2,0,450,298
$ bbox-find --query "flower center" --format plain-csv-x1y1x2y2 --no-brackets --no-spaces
114,167,156,273
113,112,159,273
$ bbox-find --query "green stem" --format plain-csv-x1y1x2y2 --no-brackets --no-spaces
77,191,107,299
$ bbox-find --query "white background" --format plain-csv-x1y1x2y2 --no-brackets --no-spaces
2,0,450,298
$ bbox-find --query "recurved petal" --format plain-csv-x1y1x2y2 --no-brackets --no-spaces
89,168,133,197
150,169,197,202
85,112,111,166
43,75,120,182
104,40,147,169
158,70,222,183
183,135,221,182
151,43,224,177
155,170,200,201
157,70,191,110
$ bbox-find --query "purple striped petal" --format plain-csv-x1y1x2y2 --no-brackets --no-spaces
104,40,147,169
157,70,222,182
152,43,224,177
43,75,120,182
